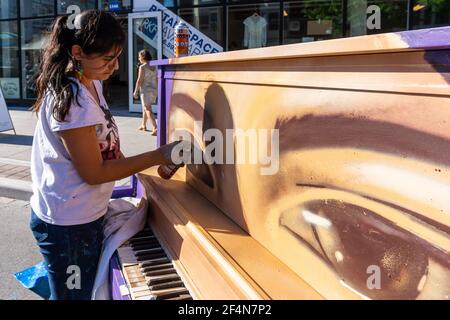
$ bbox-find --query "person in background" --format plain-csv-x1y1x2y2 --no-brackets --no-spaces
133,49,158,135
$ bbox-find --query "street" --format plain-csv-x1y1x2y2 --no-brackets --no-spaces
0,197,42,300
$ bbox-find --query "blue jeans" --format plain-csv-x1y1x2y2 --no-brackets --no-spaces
29,210,104,300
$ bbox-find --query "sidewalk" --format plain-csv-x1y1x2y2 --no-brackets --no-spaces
0,106,158,201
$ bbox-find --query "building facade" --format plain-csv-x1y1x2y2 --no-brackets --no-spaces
0,0,449,104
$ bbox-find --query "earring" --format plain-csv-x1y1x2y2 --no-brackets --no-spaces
74,59,84,79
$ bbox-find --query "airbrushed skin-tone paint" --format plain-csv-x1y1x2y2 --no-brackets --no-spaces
162,27,450,299
174,21,189,58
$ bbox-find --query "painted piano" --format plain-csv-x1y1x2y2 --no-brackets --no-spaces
110,26,450,300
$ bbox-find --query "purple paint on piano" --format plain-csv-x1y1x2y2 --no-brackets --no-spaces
109,253,131,300
397,26,450,50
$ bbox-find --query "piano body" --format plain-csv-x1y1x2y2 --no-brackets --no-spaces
111,27,450,300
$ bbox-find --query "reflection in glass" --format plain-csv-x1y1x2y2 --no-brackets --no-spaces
0,0,18,19
347,0,407,37
178,6,223,46
283,1,343,45
412,0,450,29
57,0,96,14
0,21,20,99
21,18,53,99
159,0,175,7
178,0,221,5
98,0,132,11
227,3,280,51
20,0,54,17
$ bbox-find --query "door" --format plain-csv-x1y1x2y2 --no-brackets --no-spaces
128,12,162,113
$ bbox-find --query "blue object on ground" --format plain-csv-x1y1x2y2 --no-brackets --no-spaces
14,261,50,300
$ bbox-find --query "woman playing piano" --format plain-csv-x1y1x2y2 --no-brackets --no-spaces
29,9,181,300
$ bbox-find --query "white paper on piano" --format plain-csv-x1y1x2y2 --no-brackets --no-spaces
91,198,148,300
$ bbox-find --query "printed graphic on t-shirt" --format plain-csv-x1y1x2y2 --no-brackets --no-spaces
96,105,120,161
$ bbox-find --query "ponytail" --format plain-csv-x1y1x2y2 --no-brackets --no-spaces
32,15,80,122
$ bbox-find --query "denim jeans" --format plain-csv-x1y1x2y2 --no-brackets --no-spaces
29,210,104,300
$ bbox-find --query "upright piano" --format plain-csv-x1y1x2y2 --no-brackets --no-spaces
110,27,450,300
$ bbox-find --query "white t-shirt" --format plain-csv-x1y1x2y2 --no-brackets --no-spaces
30,79,121,226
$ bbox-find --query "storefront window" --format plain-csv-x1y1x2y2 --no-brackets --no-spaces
20,0,55,17
412,0,450,29
159,0,175,7
98,0,132,11
283,1,343,45
21,18,53,99
227,3,280,51
57,0,97,15
0,0,18,19
0,20,20,99
178,0,222,6
179,6,223,46
347,0,407,37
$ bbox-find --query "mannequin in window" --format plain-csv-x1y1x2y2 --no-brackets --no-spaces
243,8,268,49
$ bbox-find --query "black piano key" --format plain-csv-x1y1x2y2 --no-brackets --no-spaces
146,273,181,286
131,241,160,250
130,235,157,244
141,262,174,273
136,252,167,261
154,288,190,300
149,280,185,291
144,267,176,277
140,257,170,268
167,294,193,301
133,232,154,240
134,247,164,257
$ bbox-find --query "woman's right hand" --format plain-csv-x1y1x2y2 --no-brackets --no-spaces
155,140,192,166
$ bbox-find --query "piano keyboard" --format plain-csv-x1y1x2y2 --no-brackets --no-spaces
116,227,193,300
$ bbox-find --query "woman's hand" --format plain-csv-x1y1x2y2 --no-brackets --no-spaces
133,91,139,100
155,140,192,166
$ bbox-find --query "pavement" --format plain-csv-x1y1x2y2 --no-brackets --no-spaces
0,105,157,299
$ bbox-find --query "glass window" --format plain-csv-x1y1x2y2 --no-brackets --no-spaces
0,21,20,99
412,0,450,29
57,0,97,15
178,6,223,46
159,0,175,7
99,0,132,11
283,1,343,45
178,0,221,6
0,0,18,19
347,0,407,37
20,0,55,17
21,18,53,99
227,3,280,51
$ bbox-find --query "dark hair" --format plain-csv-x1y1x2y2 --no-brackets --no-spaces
32,10,125,122
139,49,152,62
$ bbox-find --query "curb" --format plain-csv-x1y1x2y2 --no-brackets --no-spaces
0,177,32,201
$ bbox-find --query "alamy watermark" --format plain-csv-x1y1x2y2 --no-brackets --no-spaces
367,5,381,30
169,122,280,176
66,265,81,290
66,5,81,30
366,265,381,290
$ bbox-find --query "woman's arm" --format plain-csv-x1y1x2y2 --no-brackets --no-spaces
59,125,180,185
133,65,144,98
